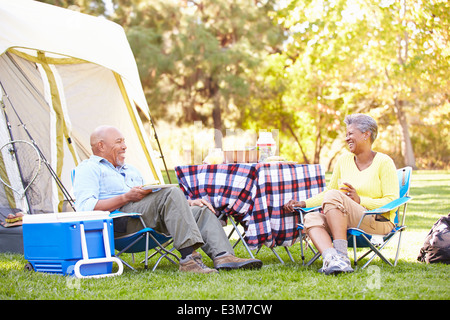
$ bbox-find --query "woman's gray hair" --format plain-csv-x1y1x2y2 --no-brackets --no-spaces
344,114,378,143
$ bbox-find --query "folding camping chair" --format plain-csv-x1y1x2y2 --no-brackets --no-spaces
111,210,179,271
296,167,413,269
71,170,179,271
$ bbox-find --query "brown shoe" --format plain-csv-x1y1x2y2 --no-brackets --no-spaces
179,254,218,274
214,253,263,270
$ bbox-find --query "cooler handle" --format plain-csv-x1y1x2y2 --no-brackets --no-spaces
74,221,123,279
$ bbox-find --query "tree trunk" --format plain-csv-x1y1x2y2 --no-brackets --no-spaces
394,98,417,169
286,123,310,163
212,93,223,149
393,0,416,169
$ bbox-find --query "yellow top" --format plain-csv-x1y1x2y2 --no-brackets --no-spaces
305,152,399,222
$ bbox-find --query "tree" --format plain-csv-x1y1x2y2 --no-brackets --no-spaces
350,0,449,168
265,0,449,168
111,0,285,147
37,0,107,16
36,0,450,168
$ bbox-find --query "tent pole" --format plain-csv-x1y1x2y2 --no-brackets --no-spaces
149,115,172,183
0,95,33,213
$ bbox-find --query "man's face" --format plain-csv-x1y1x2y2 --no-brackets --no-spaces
101,128,127,167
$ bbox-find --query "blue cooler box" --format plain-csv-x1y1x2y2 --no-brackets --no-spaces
23,211,122,278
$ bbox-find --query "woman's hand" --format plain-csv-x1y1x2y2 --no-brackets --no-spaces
188,198,216,213
283,199,306,213
340,182,360,204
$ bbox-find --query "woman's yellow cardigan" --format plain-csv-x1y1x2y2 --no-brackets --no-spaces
305,152,399,222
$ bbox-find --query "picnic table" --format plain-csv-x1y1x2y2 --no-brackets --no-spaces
175,162,325,249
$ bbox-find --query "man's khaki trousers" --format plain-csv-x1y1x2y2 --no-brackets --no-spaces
117,187,234,259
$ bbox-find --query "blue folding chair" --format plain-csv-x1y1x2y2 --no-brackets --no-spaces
348,167,412,269
111,210,179,271
297,167,413,269
71,170,179,271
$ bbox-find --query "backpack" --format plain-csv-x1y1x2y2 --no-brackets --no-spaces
417,213,450,264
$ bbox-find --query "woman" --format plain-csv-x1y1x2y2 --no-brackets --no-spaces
284,114,399,275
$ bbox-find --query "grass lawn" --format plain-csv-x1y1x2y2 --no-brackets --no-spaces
0,170,448,301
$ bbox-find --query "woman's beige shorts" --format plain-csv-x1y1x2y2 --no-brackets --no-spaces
304,189,394,235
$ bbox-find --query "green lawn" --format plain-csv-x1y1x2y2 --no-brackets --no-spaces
0,170,449,301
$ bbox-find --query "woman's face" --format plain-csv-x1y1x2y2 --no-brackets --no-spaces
345,124,370,154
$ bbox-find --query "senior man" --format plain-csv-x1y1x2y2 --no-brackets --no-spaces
73,125,262,274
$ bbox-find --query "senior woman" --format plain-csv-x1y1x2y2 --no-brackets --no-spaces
284,114,399,275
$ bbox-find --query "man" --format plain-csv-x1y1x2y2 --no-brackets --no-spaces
73,125,262,274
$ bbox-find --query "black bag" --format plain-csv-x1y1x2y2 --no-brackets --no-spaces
418,214,450,264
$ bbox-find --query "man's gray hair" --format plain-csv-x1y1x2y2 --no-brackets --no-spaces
344,114,378,143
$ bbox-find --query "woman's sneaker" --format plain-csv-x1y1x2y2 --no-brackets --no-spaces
321,253,354,275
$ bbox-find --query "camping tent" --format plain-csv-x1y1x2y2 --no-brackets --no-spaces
0,0,164,219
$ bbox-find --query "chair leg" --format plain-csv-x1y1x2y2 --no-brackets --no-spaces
299,232,305,265
305,252,321,267
296,228,325,267
271,247,284,264
146,240,172,259
147,233,181,264
300,237,321,267
151,246,179,265
394,231,404,266
116,234,146,270
118,257,136,271
144,232,149,270
229,217,255,259
151,247,178,271
285,247,295,263
360,235,394,269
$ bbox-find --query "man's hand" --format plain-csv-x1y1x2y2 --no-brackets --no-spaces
94,187,152,212
123,186,153,203
187,199,216,213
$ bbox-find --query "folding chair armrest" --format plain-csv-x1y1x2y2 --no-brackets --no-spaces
294,206,321,227
363,196,412,215
356,196,412,229
109,210,142,219
294,206,321,214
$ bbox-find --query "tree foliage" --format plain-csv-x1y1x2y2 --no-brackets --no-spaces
257,0,450,168
109,0,286,149
37,0,450,168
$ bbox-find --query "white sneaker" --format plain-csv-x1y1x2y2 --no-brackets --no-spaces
321,253,354,275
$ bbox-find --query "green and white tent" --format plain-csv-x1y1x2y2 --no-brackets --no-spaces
0,0,164,216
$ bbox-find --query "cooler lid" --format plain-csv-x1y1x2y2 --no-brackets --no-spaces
23,211,111,224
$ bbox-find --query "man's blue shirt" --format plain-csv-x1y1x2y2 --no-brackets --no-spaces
73,155,144,212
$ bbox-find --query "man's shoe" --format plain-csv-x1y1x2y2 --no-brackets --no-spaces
214,253,263,270
179,254,218,274
321,253,354,275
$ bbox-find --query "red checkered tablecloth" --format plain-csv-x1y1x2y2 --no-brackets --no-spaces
175,162,325,249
